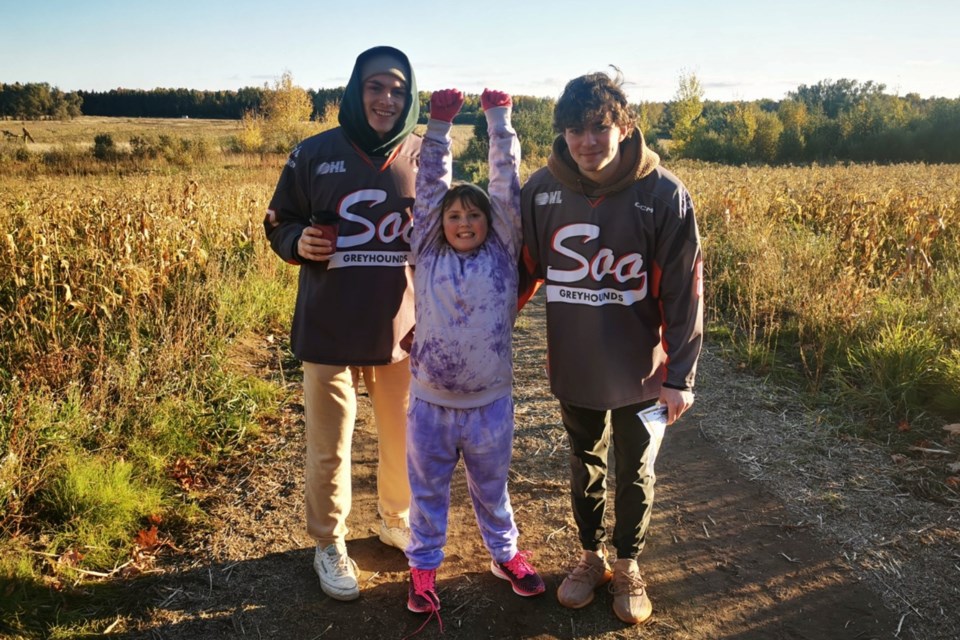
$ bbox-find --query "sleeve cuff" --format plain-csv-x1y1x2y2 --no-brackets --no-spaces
484,105,511,131
425,118,453,141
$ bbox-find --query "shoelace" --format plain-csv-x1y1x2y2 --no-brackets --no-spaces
402,569,443,639
568,556,606,585
503,550,536,578
325,547,352,574
610,569,647,596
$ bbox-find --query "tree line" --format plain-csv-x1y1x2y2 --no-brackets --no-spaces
3,77,959,164
656,75,960,164
0,82,82,120
466,76,960,166
0,82,346,122
77,86,348,121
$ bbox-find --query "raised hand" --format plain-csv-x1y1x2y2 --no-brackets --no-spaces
429,88,465,123
481,88,512,111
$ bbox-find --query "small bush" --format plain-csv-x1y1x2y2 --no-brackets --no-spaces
156,135,212,166
129,134,160,159
234,111,265,153
934,349,960,418
838,320,943,426
92,133,117,161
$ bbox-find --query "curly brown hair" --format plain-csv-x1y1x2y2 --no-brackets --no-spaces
553,68,635,133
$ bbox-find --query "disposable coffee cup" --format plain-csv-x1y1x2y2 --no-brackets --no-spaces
310,212,340,247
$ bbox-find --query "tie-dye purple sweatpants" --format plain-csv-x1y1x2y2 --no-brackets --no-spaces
405,395,519,569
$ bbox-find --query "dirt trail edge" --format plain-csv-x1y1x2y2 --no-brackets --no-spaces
122,294,957,640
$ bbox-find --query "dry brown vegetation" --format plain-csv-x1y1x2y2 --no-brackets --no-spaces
1,118,959,638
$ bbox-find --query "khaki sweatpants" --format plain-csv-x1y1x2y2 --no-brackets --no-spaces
303,359,411,547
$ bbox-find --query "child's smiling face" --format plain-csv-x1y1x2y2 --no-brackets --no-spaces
442,197,489,253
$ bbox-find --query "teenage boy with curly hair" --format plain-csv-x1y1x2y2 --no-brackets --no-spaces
521,69,704,624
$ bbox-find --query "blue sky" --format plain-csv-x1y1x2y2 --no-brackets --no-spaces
3,0,958,103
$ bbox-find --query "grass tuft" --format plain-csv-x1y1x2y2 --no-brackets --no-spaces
40,454,164,570
838,319,943,427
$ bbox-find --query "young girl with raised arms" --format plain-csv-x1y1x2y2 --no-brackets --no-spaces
404,88,545,623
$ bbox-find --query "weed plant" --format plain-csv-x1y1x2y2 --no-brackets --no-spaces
684,161,960,448
0,156,295,594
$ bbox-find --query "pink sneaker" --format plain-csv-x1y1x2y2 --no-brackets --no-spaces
491,550,546,597
404,567,443,638
407,567,441,613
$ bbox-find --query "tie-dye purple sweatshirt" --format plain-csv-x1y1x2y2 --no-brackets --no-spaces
409,107,522,409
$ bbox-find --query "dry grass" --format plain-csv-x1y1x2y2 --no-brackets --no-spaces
10,116,242,149
676,161,960,447
2,117,960,638
412,122,475,157
0,162,294,580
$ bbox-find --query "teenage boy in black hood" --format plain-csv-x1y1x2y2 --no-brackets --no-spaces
264,45,421,602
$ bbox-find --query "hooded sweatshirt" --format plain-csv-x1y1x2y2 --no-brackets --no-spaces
408,107,521,408
521,128,703,410
265,46,422,366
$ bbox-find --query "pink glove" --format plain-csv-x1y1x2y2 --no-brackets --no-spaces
429,88,464,123
481,88,512,111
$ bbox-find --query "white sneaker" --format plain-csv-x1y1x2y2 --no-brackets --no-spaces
378,521,411,551
314,543,359,601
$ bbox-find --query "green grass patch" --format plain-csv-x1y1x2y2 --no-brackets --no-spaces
838,319,944,427
39,454,164,570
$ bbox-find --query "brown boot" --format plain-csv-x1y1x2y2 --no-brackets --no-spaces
611,558,652,624
557,548,613,609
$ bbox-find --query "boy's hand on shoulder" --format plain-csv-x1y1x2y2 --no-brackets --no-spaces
430,88,464,123
481,89,512,110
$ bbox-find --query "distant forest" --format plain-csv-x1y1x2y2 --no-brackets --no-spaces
2,79,959,164
0,82,345,122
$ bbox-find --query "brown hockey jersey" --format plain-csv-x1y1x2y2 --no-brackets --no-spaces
266,127,422,365
521,149,703,410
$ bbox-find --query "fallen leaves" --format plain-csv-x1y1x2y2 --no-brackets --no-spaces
127,519,173,576
135,525,160,552
57,548,84,568
170,457,205,492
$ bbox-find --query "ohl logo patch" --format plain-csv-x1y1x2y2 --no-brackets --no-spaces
317,160,347,175
534,191,563,206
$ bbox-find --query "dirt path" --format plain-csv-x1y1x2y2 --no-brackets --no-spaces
120,295,956,640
